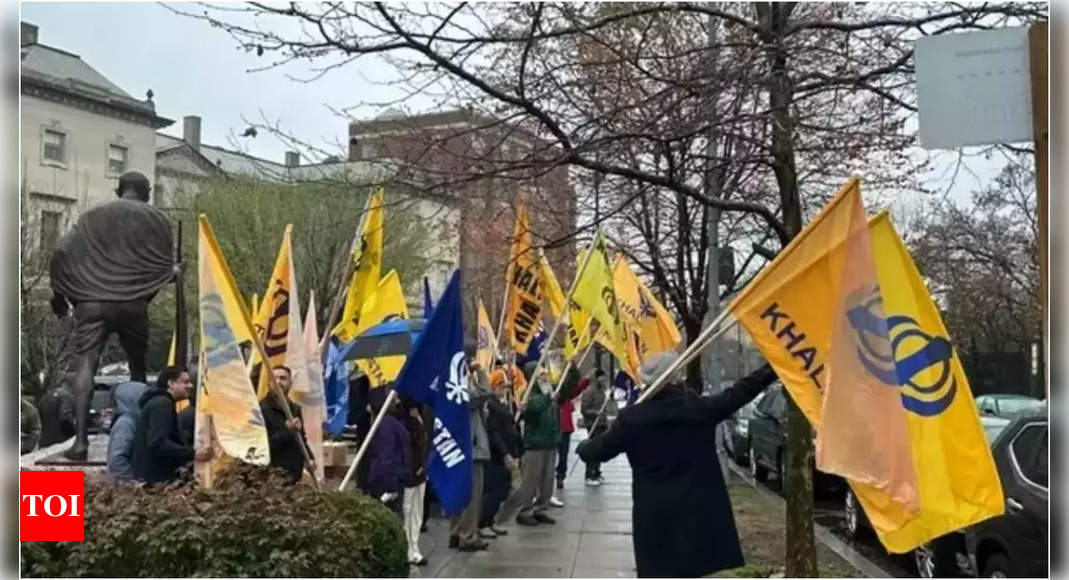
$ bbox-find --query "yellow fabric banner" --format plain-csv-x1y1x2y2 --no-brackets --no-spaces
729,180,918,518
571,233,629,372
503,197,544,355
540,250,567,318
848,212,1003,553
352,270,410,387
612,256,682,361
476,298,496,371
333,188,384,342
194,216,270,488
252,225,310,400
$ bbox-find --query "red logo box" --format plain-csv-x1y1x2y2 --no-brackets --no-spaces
20,471,85,541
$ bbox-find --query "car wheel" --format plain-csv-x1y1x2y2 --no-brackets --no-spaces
749,446,768,481
844,489,869,539
981,553,1011,578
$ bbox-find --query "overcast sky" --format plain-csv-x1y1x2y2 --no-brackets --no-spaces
21,1,1011,209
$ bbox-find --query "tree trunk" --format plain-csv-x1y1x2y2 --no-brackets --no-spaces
763,2,819,576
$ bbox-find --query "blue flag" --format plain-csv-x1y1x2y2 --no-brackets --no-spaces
422,276,433,319
515,320,546,366
393,270,473,516
323,340,350,436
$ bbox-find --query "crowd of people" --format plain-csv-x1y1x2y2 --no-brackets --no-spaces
22,338,778,578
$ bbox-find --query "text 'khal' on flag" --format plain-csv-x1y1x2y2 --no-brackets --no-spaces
392,270,473,516
194,215,270,488
503,195,544,356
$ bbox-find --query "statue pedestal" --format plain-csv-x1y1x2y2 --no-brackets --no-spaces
20,435,108,472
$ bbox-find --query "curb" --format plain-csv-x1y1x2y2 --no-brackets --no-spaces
727,461,893,579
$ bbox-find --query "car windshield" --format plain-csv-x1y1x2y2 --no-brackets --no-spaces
999,397,1042,415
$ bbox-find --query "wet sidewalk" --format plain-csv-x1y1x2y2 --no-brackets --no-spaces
412,440,637,578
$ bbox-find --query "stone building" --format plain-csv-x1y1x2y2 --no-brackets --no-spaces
20,21,172,260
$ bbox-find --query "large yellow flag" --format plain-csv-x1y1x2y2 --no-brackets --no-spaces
295,291,325,482
333,188,384,342
539,250,567,318
571,232,630,371
476,298,496,370
251,226,310,400
503,196,544,355
195,216,270,487
352,270,410,386
612,256,682,360
729,179,917,514
845,212,1003,553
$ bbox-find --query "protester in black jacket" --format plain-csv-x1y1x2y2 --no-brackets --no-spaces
132,366,212,484
259,366,314,484
479,384,522,537
577,354,777,578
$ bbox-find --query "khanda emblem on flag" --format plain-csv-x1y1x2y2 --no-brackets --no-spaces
846,288,957,417
638,290,655,319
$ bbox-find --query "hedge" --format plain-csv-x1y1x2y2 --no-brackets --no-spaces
21,464,408,577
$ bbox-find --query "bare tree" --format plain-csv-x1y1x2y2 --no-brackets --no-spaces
175,2,1046,573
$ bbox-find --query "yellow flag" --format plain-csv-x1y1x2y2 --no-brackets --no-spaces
195,216,270,487
503,196,544,355
729,180,918,518
251,226,310,400
563,249,593,361
352,270,410,387
846,212,1003,553
333,188,384,342
476,298,496,370
612,256,682,360
571,233,629,371
539,250,567,318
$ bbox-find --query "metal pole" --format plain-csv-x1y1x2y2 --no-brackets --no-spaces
637,309,737,405
338,389,397,491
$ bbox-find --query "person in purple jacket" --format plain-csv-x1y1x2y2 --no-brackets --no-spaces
366,386,411,518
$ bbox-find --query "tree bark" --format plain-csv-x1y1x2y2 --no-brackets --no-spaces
761,2,818,576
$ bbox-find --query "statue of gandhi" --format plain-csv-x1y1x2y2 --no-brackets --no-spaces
49,170,177,460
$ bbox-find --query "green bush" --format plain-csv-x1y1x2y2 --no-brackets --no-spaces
21,465,408,577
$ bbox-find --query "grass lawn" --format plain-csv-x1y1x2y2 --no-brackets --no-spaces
712,484,859,578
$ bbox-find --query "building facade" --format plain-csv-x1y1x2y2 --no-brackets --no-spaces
20,21,172,263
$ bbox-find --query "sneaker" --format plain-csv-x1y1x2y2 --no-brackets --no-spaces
533,512,557,525
478,527,498,539
585,478,602,487
490,525,509,536
409,556,428,566
549,496,565,508
515,513,540,526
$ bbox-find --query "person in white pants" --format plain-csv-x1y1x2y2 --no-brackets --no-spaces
401,398,431,566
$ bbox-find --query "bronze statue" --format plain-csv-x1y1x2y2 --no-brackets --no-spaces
50,170,176,460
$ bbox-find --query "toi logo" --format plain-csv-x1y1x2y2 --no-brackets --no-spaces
20,471,84,541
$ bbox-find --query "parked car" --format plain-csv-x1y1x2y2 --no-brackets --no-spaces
747,383,842,494
91,362,159,434
975,394,1043,420
722,391,767,465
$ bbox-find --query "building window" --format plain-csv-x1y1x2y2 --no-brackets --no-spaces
40,210,62,255
107,144,128,175
43,129,66,165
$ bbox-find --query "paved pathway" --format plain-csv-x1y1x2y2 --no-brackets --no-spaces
411,439,637,578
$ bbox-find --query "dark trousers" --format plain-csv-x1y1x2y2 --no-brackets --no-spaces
556,431,572,481
584,423,608,479
67,299,149,450
479,459,510,528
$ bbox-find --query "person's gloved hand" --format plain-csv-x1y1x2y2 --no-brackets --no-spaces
380,492,398,503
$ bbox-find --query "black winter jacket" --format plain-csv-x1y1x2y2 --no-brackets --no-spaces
577,365,777,578
132,389,194,484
